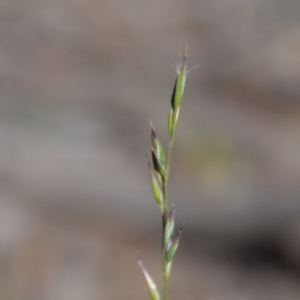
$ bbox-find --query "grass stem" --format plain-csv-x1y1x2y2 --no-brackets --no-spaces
162,132,175,300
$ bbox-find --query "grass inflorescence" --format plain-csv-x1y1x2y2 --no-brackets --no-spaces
138,46,189,300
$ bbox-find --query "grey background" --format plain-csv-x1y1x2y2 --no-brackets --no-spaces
1,0,300,299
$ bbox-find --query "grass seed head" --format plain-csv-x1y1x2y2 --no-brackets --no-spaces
171,46,188,110
165,223,184,263
150,122,166,171
138,260,161,300
164,204,175,246
147,156,164,213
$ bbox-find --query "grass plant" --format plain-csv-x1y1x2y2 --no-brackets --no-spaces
138,46,188,300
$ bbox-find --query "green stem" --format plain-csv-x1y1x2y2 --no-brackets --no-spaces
164,136,174,210
162,220,168,300
162,132,175,300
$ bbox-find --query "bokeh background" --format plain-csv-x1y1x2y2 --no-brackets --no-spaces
1,0,300,299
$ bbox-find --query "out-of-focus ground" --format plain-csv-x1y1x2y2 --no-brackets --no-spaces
1,0,300,299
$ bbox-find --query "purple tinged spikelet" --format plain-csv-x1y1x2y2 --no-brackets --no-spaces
150,121,166,178
164,204,175,246
147,156,164,213
165,223,184,263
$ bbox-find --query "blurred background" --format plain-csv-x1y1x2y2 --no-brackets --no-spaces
1,0,300,299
